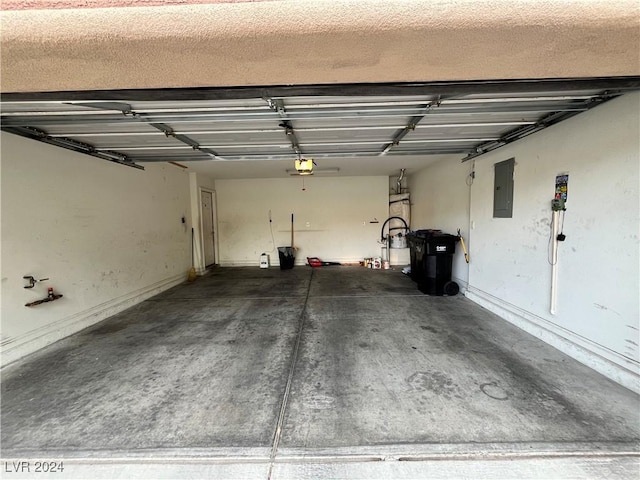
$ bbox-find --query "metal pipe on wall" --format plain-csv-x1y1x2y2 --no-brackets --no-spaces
550,210,560,314
396,168,405,194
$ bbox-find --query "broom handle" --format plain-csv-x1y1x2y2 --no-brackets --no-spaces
291,213,294,248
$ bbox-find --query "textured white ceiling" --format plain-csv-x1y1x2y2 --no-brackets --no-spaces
1,0,638,178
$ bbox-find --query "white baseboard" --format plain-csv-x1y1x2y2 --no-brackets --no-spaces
1,273,186,368
219,257,363,268
451,276,468,294
219,260,262,267
465,287,640,394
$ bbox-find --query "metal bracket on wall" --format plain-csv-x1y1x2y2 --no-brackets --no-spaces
25,287,63,307
23,275,49,289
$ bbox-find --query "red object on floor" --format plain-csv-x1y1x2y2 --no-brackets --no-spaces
307,257,323,268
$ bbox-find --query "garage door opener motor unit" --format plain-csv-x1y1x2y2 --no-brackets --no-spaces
407,230,459,296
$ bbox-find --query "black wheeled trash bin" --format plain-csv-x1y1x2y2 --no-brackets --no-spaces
407,230,433,283
406,230,459,296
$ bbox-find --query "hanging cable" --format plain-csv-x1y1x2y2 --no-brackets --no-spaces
268,210,276,253
466,162,476,186
464,160,475,186
558,209,566,239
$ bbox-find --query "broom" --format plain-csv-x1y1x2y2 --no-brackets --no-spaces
188,227,197,282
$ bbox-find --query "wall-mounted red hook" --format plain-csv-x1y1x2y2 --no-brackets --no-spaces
25,287,63,307
23,276,49,289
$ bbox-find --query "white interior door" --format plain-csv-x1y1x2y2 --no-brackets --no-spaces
201,190,216,266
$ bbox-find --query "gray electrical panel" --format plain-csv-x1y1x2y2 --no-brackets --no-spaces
493,158,514,218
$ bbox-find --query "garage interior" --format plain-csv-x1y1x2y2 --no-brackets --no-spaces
1,1,639,479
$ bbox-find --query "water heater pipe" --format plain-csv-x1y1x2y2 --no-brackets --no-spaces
380,216,409,243
550,210,560,315
396,168,406,194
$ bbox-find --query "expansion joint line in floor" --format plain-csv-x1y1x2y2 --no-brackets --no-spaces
267,268,314,480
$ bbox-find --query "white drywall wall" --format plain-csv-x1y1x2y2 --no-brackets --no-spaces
215,176,388,266
1,133,192,366
409,94,639,390
408,155,473,290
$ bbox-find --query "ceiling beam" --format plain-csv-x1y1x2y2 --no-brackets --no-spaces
2,77,639,102
133,149,469,162
0,104,593,127
45,122,536,137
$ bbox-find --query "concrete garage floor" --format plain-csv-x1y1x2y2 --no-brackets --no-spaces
2,267,639,479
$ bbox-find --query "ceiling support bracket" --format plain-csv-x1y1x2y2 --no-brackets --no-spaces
265,97,302,156
112,106,226,160
381,95,447,155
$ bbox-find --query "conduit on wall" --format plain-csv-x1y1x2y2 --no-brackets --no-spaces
550,209,560,315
